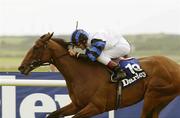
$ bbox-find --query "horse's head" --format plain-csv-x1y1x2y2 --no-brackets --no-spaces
18,32,54,75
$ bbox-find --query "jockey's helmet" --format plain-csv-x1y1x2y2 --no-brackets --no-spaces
71,29,89,45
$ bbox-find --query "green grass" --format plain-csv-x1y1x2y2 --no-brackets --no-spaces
0,37,26,45
0,57,22,67
0,57,51,72
0,50,26,57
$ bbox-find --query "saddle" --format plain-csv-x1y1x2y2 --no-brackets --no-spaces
110,56,147,87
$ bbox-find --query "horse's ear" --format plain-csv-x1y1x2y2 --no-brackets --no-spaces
42,32,54,42
49,32,54,39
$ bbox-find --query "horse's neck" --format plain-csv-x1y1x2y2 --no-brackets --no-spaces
51,47,85,83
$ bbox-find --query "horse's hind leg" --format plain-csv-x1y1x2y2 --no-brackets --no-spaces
141,92,176,118
47,103,79,118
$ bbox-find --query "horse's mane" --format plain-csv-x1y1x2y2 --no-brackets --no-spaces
51,38,69,49
51,37,102,65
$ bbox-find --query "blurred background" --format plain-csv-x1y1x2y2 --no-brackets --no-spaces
0,0,180,72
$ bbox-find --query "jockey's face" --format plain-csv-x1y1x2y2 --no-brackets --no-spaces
77,42,87,50
76,38,87,50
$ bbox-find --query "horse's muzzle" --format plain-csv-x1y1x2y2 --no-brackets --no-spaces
18,65,31,75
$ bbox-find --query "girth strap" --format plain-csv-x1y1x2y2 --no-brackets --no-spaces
115,81,122,110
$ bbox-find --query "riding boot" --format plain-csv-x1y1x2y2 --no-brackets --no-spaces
107,60,126,82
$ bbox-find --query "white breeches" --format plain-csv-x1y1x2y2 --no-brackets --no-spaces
97,43,131,65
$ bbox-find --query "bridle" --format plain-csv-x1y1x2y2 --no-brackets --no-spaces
29,43,69,69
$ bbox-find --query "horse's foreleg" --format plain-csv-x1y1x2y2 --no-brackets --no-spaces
72,102,103,118
47,103,79,118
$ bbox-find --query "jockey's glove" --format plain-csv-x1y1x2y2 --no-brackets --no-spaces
76,53,89,60
68,49,89,60
68,49,77,56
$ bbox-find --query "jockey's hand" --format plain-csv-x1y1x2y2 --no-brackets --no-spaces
68,49,77,56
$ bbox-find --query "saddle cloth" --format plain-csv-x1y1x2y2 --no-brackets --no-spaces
112,57,147,87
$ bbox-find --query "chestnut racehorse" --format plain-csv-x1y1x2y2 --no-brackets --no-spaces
18,33,180,118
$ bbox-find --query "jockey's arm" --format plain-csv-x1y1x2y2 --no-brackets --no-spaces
78,39,106,61
69,39,106,61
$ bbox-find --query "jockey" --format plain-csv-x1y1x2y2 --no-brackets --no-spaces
68,29,131,81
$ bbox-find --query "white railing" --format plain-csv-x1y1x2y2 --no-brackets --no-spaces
0,76,66,87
